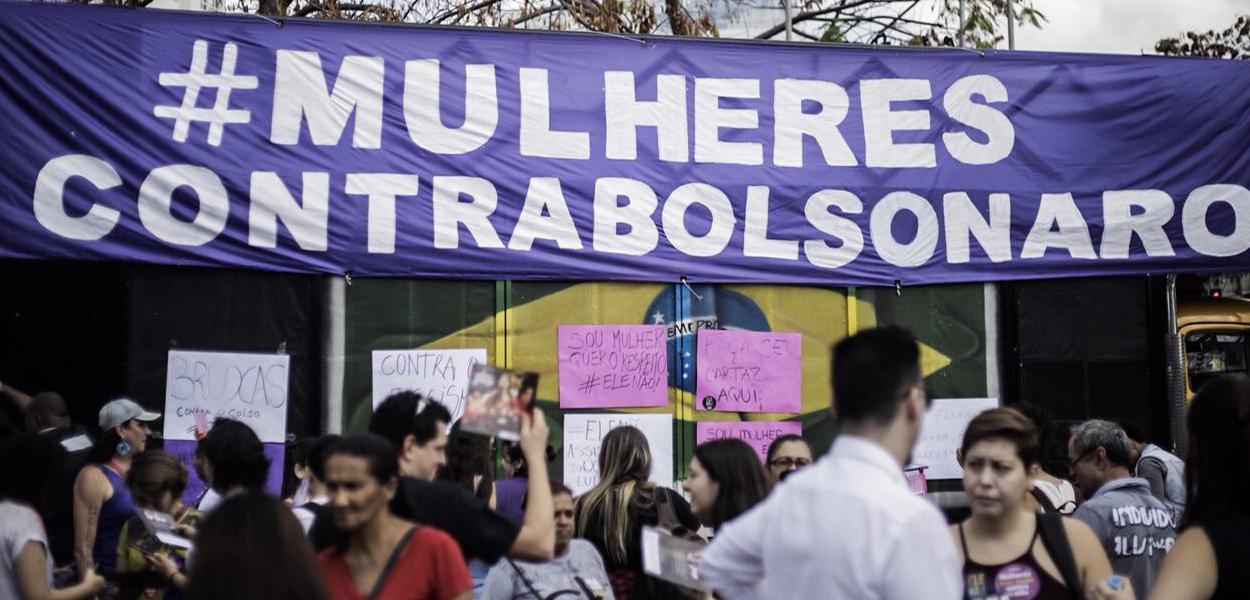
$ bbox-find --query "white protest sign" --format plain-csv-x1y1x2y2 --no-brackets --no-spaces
163,350,290,443
911,397,999,480
371,348,487,424
563,413,673,496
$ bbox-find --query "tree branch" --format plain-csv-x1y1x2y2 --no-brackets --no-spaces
870,0,921,44
753,0,901,40
507,4,562,26
431,0,507,24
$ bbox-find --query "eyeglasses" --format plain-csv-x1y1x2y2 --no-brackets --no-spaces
769,457,812,469
1069,447,1097,470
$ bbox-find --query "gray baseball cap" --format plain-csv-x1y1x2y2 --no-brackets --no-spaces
98,398,161,431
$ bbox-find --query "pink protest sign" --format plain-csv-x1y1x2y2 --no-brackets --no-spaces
695,421,803,464
696,329,802,413
558,324,669,408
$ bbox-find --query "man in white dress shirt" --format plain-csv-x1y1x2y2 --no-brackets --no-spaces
699,326,963,600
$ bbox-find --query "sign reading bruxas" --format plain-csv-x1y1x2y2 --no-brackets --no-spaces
2,2,1250,284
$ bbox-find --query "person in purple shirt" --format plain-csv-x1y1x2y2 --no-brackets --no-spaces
494,442,531,525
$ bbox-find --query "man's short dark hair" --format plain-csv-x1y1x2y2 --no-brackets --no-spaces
30,392,70,427
369,391,452,449
831,326,922,426
199,418,270,492
1116,419,1149,445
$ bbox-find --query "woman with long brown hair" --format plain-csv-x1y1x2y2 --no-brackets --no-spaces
574,426,700,599
184,491,328,600
1147,375,1250,600
116,449,201,599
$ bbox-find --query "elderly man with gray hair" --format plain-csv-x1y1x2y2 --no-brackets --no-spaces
1068,419,1176,597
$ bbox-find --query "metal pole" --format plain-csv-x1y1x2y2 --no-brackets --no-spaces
957,0,964,47
1006,0,1015,50
782,0,793,41
1164,274,1188,457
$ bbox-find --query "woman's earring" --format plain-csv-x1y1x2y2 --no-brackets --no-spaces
116,439,132,457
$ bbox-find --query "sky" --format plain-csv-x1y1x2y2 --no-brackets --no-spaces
144,0,1248,55
719,0,1246,55
1014,0,1246,55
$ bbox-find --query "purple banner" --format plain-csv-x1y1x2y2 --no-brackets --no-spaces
2,3,1250,285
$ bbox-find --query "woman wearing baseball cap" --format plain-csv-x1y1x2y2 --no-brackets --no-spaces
72,398,160,584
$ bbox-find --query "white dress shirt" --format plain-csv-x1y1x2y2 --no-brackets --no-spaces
699,435,962,600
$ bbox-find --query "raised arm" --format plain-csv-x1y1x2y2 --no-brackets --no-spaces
0,379,33,416
507,407,555,561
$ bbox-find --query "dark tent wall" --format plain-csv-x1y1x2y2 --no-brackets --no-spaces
0,260,129,429
0,259,323,440
1000,276,1171,477
127,267,324,440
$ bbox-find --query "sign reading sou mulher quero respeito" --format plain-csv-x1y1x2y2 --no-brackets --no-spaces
1,2,1249,285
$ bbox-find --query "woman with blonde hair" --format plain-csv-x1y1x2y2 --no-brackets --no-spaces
574,426,700,599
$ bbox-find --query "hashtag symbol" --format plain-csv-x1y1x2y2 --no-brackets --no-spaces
153,40,258,147
577,375,599,395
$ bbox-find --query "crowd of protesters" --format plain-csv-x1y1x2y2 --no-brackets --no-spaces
1,324,1248,600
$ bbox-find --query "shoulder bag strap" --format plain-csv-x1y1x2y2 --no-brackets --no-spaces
366,526,419,600
1035,514,1082,600
507,558,544,599
1029,486,1059,513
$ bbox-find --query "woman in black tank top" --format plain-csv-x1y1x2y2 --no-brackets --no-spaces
950,408,1129,600
1147,376,1250,600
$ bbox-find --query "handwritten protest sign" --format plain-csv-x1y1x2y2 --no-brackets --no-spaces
163,350,290,444
558,325,668,409
695,421,803,465
912,397,999,480
563,413,672,496
371,348,487,425
695,330,801,413
166,439,285,504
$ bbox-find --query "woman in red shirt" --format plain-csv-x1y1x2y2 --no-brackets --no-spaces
318,434,472,600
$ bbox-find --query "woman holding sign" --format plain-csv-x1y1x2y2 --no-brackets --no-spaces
316,434,472,600
951,408,1132,600
574,426,701,599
